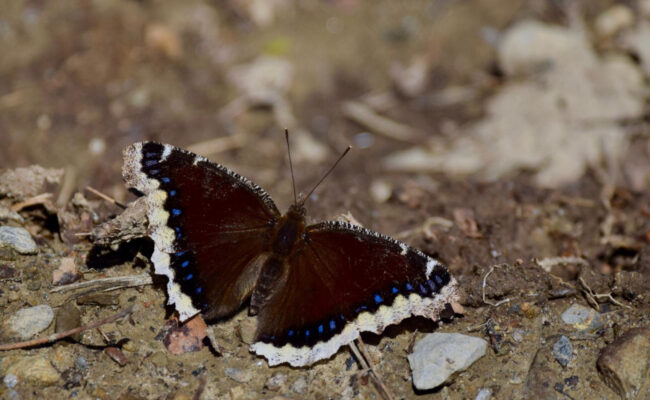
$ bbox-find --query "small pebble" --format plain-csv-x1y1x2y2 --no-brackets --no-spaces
370,179,392,203
75,357,88,370
104,347,128,366
475,388,493,400
52,257,81,286
291,376,308,394
408,333,487,390
597,327,650,400
561,303,603,332
511,329,525,343
7,290,19,302
595,5,634,38
552,335,573,367
162,315,207,355
225,367,252,383
3,374,18,389
264,373,287,391
6,356,60,386
237,317,257,345
0,226,38,255
3,304,54,340
0,264,17,279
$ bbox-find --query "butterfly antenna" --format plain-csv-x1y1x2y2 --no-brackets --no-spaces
301,146,351,206
285,129,298,205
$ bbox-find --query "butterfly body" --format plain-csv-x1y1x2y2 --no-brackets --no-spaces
123,141,460,367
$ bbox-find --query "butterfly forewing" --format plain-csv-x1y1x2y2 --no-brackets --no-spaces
252,220,459,367
123,142,280,321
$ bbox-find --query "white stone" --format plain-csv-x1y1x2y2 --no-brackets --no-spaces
0,226,38,255
408,333,487,390
4,305,54,340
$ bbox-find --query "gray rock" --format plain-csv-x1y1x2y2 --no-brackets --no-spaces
597,327,650,400
552,336,573,367
3,305,54,340
561,303,603,332
225,367,252,383
0,226,38,255
407,333,487,390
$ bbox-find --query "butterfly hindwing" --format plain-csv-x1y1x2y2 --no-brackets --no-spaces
123,142,280,321
251,220,459,366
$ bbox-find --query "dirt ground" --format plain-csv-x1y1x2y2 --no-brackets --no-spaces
1,1,649,399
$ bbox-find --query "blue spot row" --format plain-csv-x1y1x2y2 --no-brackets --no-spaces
181,260,189,268
145,160,158,167
172,208,181,216
161,177,170,183
169,190,176,196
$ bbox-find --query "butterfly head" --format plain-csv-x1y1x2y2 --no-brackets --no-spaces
287,203,306,219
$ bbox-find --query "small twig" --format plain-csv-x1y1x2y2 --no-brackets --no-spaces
10,193,54,212
578,277,631,310
535,256,589,273
350,338,394,400
482,265,511,307
342,101,417,142
56,165,77,207
85,186,126,209
193,376,207,400
0,305,134,351
51,274,152,295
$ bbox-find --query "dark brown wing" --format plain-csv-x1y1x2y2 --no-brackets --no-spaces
123,141,280,321
251,221,459,366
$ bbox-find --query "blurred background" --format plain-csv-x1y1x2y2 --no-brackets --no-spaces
2,1,650,399
2,0,648,210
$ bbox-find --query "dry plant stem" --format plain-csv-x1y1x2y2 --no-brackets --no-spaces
193,376,207,400
349,338,395,400
51,273,152,295
482,265,511,307
578,277,631,310
0,305,134,351
85,186,127,209
57,165,77,207
342,101,416,142
10,193,53,212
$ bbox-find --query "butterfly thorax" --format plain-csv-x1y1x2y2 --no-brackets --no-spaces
270,206,306,257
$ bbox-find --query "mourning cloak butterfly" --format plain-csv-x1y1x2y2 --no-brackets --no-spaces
122,141,459,366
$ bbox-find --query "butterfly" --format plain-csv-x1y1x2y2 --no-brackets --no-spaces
122,140,459,367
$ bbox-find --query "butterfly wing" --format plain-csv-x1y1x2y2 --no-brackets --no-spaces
123,142,280,321
251,220,459,367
